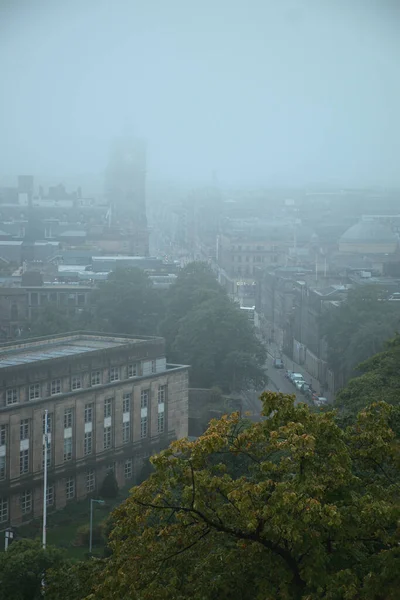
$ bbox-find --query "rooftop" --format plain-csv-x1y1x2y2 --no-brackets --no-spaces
0,332,161,370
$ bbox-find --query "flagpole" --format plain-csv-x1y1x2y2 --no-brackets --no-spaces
42,409,48,549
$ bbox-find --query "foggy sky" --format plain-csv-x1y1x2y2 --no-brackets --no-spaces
1,0,399,187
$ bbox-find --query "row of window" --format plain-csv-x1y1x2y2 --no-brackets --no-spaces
0,460,134,523
233,255,264,263
4,361,159,405
0,387,166,478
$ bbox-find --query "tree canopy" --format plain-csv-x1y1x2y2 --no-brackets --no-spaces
67,393,399,600
321,286,400,385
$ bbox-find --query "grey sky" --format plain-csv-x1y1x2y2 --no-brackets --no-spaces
1,0,399,187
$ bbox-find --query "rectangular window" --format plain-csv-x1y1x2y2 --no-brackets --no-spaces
20,419,29,440
6,388,18,405
109,367,119,382
151,360,156,374
122,420,130,444
66,477,75,500
29,383,40,400
84,431,92,456
122,392,131,414
42,443,52,469
158,385,166,404
104,398,112,418
124,459,132,480
63,437,72,462
0,456,6,480
86,470,95,492
42,412,53,434
140,415,148,439
46,486,54,506
64,408,73,429
158,411,165,434
128,363,139,378
91,370,101,386
20,490,32,514
140,389,149,409
51,379,61,395
0,424,7,446
84,403,93,423
103,426,112,449
71,375,82,390
0,497,8,523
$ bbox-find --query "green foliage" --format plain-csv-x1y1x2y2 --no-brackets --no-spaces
74,523,105,548
336,333,400,418
46,558,104,600
321,286,400,383
99,470,119,499
91,267,165,335
0,539,66,600
162,262,267,392
89,393,400,600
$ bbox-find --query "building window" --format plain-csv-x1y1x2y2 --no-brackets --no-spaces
20,490,32,514
64,408,73,429
6,388,18,405
20,419,29,440
124,459,132,480
0,456,6,480
158,411,165,434
122,420,130,444
151,360,156,374
63,437,72,462
122,392,131,414
51,379,61,395
46,486,54,506
0,497,8,523
140,389,149,409
128,363,140,378
109,367,119,382
84,431,92,456
66,477,75,500
104,398,112,418
42,412,52,434
0,424,7,446
140,415,148,438
158,385,166,404
103,426,112,449
29,383,40,400
91,370,101,386
86,470,95,492
84,403,93,423
71,375,82,390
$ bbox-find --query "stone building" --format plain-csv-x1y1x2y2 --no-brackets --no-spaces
0,332,189,527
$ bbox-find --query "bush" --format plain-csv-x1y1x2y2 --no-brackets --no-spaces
74,523,105,548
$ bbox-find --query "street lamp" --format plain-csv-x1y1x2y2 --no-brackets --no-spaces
89,499,105,554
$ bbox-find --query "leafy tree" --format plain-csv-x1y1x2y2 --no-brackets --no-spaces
46,558,104,600
0,539,66,600
90,393,400,600
99,469,119,499
336,333,400,418
321,286,400,385
162,262,266,392
91,267,165,335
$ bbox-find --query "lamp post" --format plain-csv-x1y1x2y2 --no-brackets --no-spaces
89,499,105,554
42,409,49,549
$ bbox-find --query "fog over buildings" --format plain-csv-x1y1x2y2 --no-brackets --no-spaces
1,0,400,188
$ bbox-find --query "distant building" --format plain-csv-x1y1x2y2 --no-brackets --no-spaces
339,219,398,254
0,332,189,527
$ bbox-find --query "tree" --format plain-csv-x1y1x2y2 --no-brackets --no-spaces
336,333,400,418
90,393,400,600
321,286,400,385
91,267,165,335
0,539,66,600
46,558,103,600
162,262,267,392
99,469,119,499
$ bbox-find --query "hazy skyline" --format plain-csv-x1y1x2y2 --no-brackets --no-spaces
1,0,399,188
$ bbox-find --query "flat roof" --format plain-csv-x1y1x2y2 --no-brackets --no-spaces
0,333,153,370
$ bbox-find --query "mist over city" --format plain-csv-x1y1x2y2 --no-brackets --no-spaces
0,2,399,599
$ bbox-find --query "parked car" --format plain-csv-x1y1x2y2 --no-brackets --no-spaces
290,373,304,385
273,358,284,369
313,396,329,407
295,378,306,390
285,370,293,380
300,382,311,395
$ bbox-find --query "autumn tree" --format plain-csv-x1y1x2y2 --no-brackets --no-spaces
88,393,400,600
